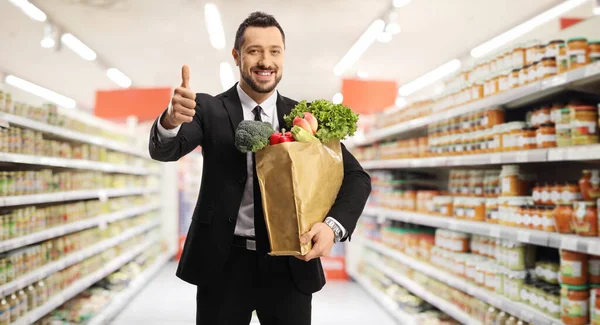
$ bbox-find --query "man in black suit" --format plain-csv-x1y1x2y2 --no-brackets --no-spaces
148,11,371,325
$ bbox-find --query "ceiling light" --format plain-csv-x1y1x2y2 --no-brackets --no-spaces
470,0,588,58
41,38,55,48
385,23,401,35
8,0,47,22
594,0,600,15
5,75,76,108
106,68,132,88
377,31,393,43
61,33,97,61
204,3,226,50
332,92,344,104
398,59,461,97
41,23,58,49
220,62,235,91
393,0,411,8
395,97,407,108
334,19,385,76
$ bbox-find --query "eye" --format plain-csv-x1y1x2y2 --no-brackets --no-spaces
249,49,258,54
271,50,280,55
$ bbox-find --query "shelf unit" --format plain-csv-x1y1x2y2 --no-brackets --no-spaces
0,221,159,297
364,257,481,325
348,62,600,148
0,112,150,159
360,238,561,325
0,187,158,207
87,251,174,325
0,203,159,253
0,152,157,175
349,271,417,325
364,207,600,255
360,145,600,169
12,240,172,325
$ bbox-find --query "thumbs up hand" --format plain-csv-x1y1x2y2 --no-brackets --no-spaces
161,65,197,129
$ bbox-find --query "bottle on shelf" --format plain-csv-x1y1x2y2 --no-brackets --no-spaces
8,293,19,323
0,297,8,325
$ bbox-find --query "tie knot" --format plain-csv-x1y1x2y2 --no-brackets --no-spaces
253,106,262,121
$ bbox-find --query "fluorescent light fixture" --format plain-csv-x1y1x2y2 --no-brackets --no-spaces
357,70,369,79
334,19,385,76
5,75,76,108
377,31,392,43
385,22,401,34
395,97,407,108
41,38,55,48
332,92,344,104
8,0,46,22
594,0,600,15
205,3,226,49
61,33,97,61
106,68,132,88
471,0,588,58
398,59,461,97
393,0,411,8
220,62,235,91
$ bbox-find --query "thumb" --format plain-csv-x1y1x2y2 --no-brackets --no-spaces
301,228,318,244
181,64,190,89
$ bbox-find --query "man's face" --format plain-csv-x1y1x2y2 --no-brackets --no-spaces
234,26,284,94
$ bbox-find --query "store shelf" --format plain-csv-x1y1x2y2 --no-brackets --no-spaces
360,145,600,169
13,239,165,325
349,271,417,325
361,238,561,325
0,187,159,207
0,221,159,297
364,207,600,255
0,151,156,175
0,203,159,253
0,112,150,160
87,250,175,325
351,62,600,147
366,258,481,325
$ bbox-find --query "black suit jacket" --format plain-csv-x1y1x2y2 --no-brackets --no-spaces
148,84,371,294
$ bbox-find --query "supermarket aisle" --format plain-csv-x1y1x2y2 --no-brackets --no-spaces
112,261,396,325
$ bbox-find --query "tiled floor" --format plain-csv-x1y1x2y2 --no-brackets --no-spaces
112,261,397,325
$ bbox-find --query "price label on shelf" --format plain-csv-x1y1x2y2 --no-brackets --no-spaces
542,74,567,89
587,241,600,255
97,190,108,202
517,231,531,243
490,154,502,164
376,213,386,224
585,62,600,77
489,228,501,238
561,237,578,251
516,152,528,163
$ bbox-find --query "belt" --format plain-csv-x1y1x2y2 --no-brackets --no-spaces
232,235,256,251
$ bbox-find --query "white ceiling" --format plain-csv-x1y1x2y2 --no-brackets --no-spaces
0,0,576,111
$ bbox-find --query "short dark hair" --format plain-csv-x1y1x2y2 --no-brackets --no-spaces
234,11,285,52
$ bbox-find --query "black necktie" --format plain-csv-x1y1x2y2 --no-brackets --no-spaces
252,106,269,253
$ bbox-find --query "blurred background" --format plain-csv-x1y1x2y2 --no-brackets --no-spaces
1,0,600,324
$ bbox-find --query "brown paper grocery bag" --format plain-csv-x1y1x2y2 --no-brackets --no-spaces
255,140,343,256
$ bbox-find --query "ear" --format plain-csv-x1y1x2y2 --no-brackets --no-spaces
232,49,240,66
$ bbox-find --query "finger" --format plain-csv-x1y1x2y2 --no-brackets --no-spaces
173,104,195,117
174,87,196,100
181,64,190,89
174,112,193,123
300,228,318,244
303,248,320,262
173,95,197,110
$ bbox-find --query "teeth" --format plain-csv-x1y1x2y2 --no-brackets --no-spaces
257,71,271,76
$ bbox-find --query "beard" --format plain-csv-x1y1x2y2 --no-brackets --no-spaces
240,65,282,94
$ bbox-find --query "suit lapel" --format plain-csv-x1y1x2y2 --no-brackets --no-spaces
222,84,244,132
276,92,292,132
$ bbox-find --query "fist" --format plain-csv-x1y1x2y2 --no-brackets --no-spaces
161,65,197,129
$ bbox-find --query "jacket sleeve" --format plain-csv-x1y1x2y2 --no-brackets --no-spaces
148,102,204,162
326,143,371,240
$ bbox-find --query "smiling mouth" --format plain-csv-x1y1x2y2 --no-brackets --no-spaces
253,70,275,80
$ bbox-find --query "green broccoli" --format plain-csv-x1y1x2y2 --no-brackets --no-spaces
234,120,274,153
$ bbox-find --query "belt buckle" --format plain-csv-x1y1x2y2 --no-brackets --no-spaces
246,239,256,251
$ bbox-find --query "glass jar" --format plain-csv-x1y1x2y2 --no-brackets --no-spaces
561,183,582,205
590,257,600,285
571,105,599,146
557,107,572,147
561,250,589,286
590,41,600,63
509,68,520,89
486,198,499,223
572,201,598,236
529,61,540,83
546,39,565,59
561,285,590,325
567,38,589,70
580,170,600,201
558,44,569,74
501,165,531,197
539,57,557,79
519,64,530,86
536,124,557,148
518,127,537,150
554,204,574,234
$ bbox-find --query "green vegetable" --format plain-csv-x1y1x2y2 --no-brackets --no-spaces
284,99,359,143
234,120,274,153
291,125,319,143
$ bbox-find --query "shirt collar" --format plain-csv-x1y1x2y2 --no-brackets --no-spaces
236,82,278,120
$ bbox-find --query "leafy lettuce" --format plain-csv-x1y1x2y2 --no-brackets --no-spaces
284,99,359,143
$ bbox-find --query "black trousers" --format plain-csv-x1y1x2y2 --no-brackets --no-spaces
196,244,312,325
